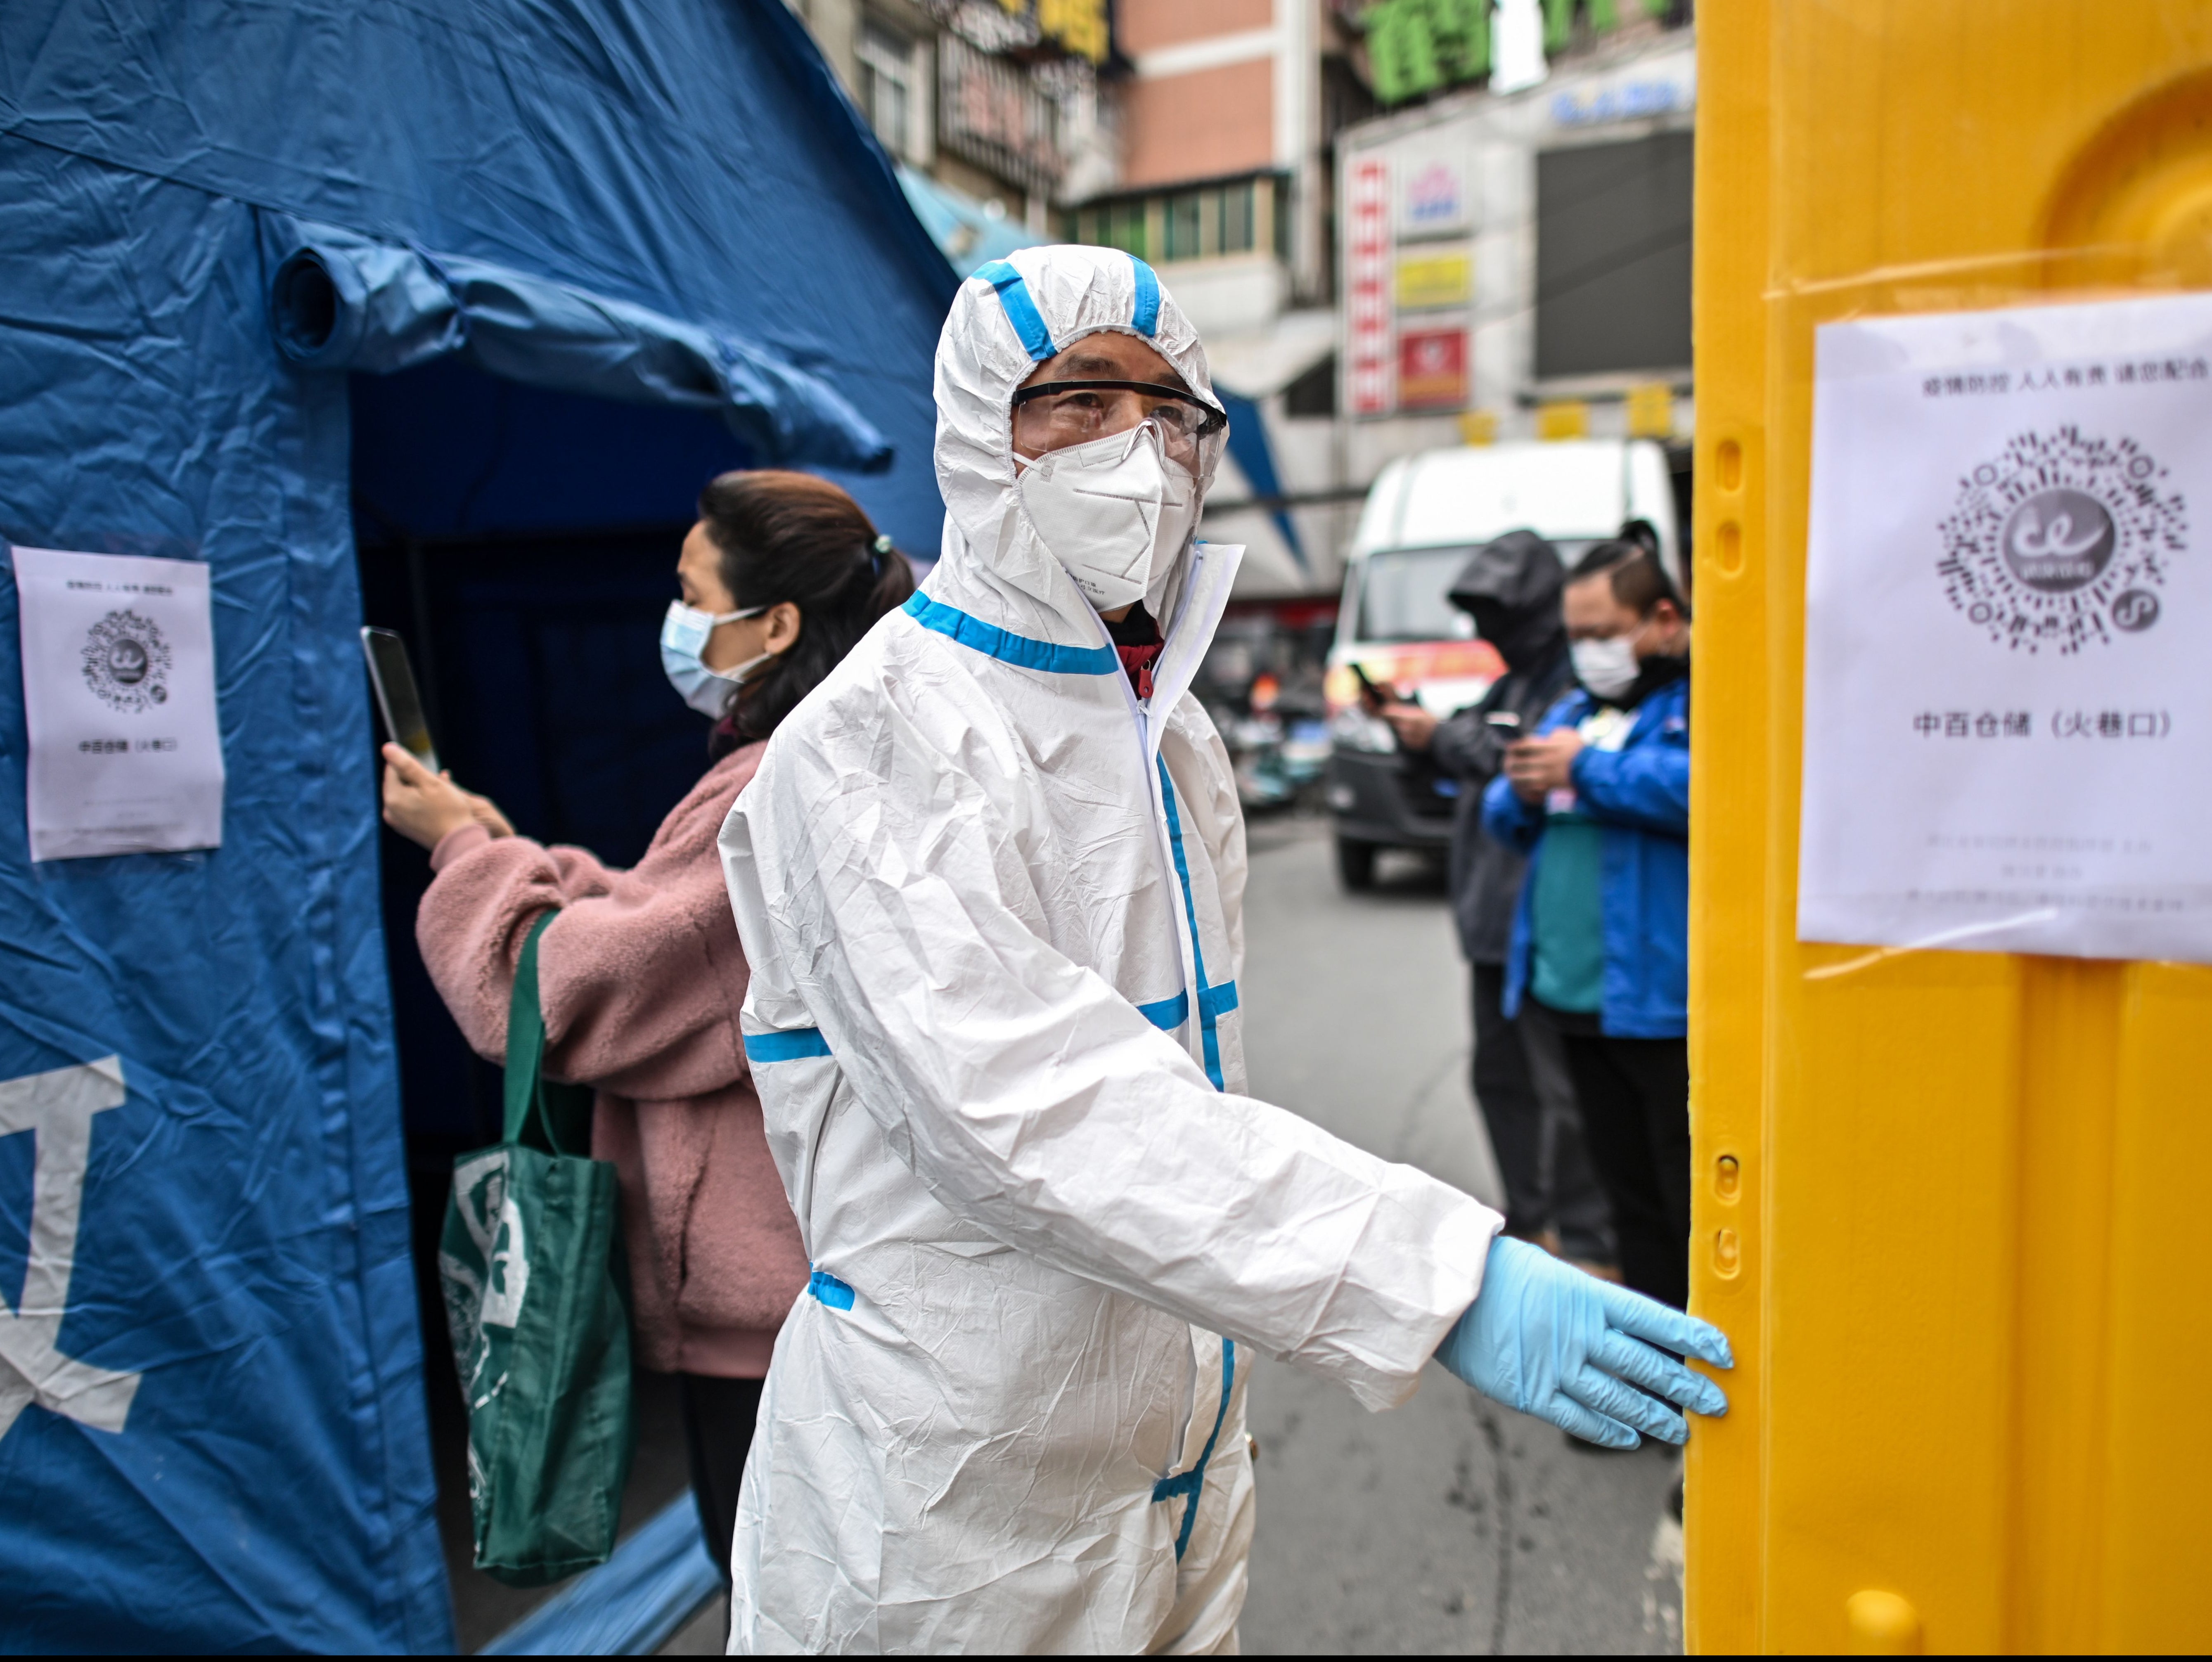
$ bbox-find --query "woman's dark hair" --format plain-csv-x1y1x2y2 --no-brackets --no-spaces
696,469,917,743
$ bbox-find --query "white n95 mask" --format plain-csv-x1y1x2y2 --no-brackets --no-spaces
1569,634,1641,702
1018,419,1197,613
660,598,772,717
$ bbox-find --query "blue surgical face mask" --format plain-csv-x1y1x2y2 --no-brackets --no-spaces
660,598,772,717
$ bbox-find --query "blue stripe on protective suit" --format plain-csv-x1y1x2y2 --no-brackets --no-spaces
1151,1336,1236,1560
1137,981,1237,1032
1130,256,1160,336
903,592,1119,675
1137,990,1189,1030
808,1268,855,1310
1155,758,1225,1091
973,260,1059,362
743,1028,832,1062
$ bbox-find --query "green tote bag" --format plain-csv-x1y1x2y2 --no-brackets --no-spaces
438,909,633,1587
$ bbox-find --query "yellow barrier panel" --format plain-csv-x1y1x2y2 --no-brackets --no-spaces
1687,4,2212,1653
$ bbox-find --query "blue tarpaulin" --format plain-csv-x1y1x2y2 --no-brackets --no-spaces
1213,386,1307,572
0,2,955,1650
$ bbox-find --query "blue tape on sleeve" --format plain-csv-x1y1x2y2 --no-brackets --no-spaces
808,1268,855,1310
743,1027,832,1062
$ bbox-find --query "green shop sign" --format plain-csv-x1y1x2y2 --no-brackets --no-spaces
1364,0,1676,106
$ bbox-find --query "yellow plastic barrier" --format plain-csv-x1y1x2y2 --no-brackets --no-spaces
1687,5,2212,1652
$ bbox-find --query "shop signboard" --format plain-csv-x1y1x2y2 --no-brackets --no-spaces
1395,251,1473,311
1397,155,1471,240
1398,328,1468,411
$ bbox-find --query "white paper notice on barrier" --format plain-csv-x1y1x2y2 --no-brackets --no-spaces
11,546,225,861
1800,291,2212,965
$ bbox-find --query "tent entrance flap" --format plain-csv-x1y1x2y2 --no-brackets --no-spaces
266,215,893,474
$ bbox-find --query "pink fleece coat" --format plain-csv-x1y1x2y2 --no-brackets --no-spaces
416,741,806,1377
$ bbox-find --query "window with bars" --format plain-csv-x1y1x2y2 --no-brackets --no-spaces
1219,183,1255,254
1164,193,1203,260
1073,200,1149,258
1065,178,1269,264
858,21,916,160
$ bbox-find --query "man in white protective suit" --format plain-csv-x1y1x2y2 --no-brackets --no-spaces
717,245,1732,1655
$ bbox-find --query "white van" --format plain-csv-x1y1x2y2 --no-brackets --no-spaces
1324,438,1681,888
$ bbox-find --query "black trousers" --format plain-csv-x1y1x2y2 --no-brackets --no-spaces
1471,964,1613,1263
1557,1032,1691,1311
679,1372,765,1580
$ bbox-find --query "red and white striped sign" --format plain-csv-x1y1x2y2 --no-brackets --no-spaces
1347,157,1393,417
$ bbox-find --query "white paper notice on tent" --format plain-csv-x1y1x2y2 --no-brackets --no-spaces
1800,291,2212,966
12,547,225,861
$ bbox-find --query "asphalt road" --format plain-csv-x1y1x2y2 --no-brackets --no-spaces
1235,818,1685,1656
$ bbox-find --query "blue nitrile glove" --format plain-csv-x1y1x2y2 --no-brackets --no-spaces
1436,1236,1733,1449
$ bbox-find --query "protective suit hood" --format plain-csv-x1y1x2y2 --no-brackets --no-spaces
1448,528,1566,673
931,246,1232,667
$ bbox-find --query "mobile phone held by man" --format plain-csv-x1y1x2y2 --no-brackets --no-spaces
1347,659,1401,710
360,627,439,774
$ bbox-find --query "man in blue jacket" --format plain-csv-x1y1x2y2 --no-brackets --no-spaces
1481,540,1692,1311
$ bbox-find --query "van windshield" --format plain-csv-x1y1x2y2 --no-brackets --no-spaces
1354,542,1601,643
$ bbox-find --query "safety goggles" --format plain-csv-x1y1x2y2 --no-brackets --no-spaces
1010,379,1227,462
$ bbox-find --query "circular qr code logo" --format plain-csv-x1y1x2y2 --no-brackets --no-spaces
81,609,173,712
2111,588,2160,631
1936,427,2185,653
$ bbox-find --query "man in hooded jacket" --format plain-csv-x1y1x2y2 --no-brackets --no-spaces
717,246,1728,1655
1378,531,1613,1272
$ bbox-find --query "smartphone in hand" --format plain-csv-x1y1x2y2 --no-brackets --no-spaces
360,627,439,774
1348,660,1399,709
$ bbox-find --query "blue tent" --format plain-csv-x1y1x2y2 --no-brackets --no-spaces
0,3,955,1650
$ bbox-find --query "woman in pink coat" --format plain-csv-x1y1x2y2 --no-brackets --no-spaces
377,470,915,1575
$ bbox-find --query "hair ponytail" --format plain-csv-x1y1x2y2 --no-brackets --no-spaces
695,470,917,743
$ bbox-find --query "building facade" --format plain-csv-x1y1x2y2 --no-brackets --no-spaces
1337,26,1694,474
787,0,1116,260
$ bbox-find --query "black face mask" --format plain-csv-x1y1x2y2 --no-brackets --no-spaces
1448,530,1567,674
1471,601,1567,675
1624,652,1689,707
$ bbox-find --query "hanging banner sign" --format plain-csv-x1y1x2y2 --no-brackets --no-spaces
11,546,225,861
1799,291,2212,964
1347,157,1395,417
